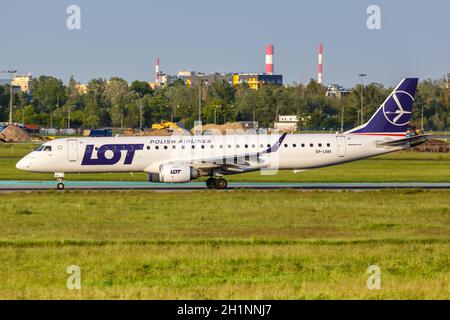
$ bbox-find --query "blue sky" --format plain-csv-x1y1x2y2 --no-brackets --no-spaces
1,0,449,87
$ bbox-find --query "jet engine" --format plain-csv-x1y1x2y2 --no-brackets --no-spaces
147,164,198,183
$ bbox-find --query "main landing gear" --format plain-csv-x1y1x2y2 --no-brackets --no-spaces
54,173,65,190
206,177,228,190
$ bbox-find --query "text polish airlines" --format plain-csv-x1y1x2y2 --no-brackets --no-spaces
16,78,426,189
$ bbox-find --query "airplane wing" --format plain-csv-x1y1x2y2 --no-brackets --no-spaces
161,133,287,173
377,134,428,148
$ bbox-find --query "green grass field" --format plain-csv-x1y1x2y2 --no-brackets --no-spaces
1,143,449,299
1,143,450,182
0,190,449,299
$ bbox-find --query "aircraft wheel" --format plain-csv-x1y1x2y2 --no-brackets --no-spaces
57,182,65,190
206,178,216,189
215,178,228,189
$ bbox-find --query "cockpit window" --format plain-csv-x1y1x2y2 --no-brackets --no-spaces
34,145,52,151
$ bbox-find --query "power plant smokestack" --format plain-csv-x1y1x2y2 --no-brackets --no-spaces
318,44,323,85
155,57,160,83
265,44,274,75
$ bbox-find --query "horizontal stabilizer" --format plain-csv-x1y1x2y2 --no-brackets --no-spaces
377,134,428,148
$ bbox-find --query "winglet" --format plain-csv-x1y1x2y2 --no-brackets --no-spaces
263,133,287,154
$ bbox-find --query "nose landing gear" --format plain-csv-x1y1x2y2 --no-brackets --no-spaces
205,177,228,189
54,173,65,190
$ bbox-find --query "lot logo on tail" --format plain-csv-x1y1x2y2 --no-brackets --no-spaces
82,144,144,165
346,78,418,134
382,90,414,126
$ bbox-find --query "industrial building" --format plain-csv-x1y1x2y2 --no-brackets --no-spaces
177,71,282,90
75,83,88,95
150,44,283,90
0,74,33,94
11,74,33,93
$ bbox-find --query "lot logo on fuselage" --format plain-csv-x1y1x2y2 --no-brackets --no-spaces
81,144,144,165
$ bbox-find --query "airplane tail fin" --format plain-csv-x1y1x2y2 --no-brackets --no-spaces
345,78,418,135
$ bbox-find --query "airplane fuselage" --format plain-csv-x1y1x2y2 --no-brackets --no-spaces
15,78,421,189
16,133,402,175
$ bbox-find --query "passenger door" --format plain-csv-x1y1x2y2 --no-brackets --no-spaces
67,139,78,162
336,136,346,157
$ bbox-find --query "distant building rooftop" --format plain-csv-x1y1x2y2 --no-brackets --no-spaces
326,84,351,98
176,72,282,90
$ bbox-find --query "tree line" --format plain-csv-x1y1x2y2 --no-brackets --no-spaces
0,74,448,131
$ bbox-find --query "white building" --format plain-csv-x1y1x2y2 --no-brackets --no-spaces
274,115,298,132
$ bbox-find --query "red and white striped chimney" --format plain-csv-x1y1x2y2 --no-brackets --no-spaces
155,57,160,83
265,44,274,75
318,44,323,85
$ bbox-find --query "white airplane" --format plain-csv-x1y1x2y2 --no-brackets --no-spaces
16,78,426,190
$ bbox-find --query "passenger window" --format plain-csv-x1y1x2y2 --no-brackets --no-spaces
164,146,168,150
284,144,288,148
327,143,331,147
301,144,305,147
219,145,223,148
210,145,214,149
318,143,322,147
172,145,176,149
181,146,185,149
293,144,296,147
260,144,264,148
236,145,240,148
252,144,255,148
155,146,159,150
228,145,231,148
147,146,150,150
310,143,313,147
245,144,248,148
201,145,205,149
192,145,195,149
267,144,270,148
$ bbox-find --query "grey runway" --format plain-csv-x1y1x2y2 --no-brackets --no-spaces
1,180,450,191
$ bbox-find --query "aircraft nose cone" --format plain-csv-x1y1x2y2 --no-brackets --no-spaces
16,158,28,170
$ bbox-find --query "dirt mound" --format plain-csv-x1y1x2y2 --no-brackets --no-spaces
121,128,190,136
120,128,137,136
191,122,245,134
412,139,449,153
142,129,178,136
0,125,31,142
